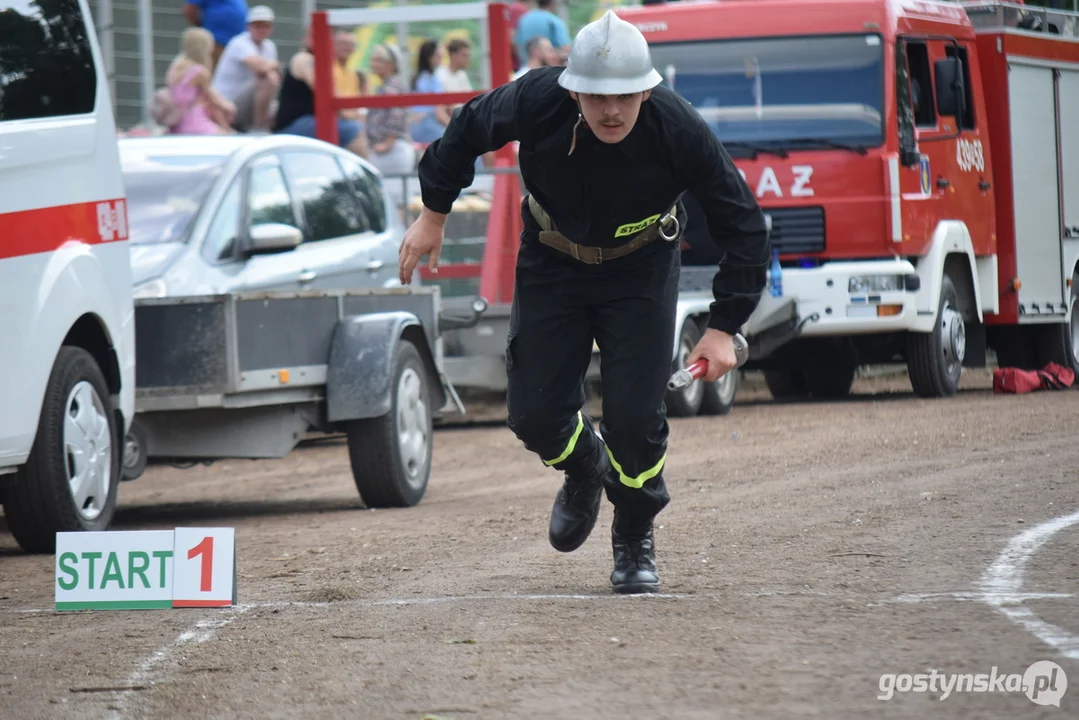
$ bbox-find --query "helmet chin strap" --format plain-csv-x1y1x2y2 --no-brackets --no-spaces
568,96,586,156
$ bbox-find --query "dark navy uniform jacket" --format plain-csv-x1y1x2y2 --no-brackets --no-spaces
416,65,770,336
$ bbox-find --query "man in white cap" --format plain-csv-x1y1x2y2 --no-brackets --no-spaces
398,10,770,593
211,4,280,131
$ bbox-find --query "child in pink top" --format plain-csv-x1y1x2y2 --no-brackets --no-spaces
165,28,236,134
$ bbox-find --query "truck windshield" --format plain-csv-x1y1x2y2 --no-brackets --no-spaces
121,155,225,245
649,33,884,153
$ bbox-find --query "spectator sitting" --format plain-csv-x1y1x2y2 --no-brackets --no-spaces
410,40,452,145
164,27,236,134
211,4,280,132
507,1,533,73
515,0,570,66
332,29,368,128
436,38,473,93
272,27,368,157
513,35,554,80
182,0,248,69
365,43,416,177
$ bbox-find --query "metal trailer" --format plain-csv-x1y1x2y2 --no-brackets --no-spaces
120,286,485,509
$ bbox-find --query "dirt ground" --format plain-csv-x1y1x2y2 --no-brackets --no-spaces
2,368,1078,719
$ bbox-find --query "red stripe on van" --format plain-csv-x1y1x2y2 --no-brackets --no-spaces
0,198,129,260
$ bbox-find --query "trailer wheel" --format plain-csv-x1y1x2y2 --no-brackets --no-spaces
1035,273,1079,375
121,419,148,481
764,368,808,400
665,320,705,417
345,339,432,508
907,273,965,398
2,347,120,554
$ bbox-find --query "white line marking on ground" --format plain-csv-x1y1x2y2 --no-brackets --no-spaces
5,593,687,617
977,509,1079,660
107,605,255,719
352,592,687,606
887,592,1074,604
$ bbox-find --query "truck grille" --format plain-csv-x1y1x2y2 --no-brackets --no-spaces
765,207,825,254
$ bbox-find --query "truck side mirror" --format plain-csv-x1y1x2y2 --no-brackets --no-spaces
934,57,962,118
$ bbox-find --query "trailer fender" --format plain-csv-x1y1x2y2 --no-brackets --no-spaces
326,311,446,423
910,220,994,333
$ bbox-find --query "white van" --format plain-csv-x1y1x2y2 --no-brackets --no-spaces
0,0,135,553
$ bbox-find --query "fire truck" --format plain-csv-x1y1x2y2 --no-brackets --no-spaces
618,0,1079,401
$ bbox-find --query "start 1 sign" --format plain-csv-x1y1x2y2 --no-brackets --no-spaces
55,528,236,611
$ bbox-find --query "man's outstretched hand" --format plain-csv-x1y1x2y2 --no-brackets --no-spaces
398,207,448,285
686,328,739,382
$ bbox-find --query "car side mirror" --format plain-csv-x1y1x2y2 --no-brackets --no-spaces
247,223,303,254
934,57,962,118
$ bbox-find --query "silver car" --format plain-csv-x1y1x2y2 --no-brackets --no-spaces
121,134,408,299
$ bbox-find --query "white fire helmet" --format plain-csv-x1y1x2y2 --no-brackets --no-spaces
557,10,663,95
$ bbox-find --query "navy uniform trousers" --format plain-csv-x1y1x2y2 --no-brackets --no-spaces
505,208,681,525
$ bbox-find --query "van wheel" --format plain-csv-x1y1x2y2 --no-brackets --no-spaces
665,320,704,417
1035,272,1079,375
345,340,432,508
907,273,965,397
3,347,120,554
121,419,148,481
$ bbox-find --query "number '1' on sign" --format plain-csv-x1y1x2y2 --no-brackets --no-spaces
172,528,236,607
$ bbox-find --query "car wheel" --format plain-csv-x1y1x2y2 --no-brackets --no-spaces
121,419,148,481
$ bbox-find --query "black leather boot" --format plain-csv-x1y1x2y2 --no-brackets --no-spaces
610,511,659,594
548,442,607,553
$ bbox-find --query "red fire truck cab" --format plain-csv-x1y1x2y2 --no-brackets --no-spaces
620,0,1079,399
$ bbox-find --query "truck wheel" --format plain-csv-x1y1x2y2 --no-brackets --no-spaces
345,339,432,508
802,362,856,399
764,368,808,400
2,347,120,554
1035,273,1079,375
121,419,148,481
907,273,965,398
664,320,704,417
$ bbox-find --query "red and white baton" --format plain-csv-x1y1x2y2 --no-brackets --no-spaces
667,333,750,391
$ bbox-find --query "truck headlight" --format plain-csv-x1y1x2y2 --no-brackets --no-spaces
133,278,168,299
848,275,902,293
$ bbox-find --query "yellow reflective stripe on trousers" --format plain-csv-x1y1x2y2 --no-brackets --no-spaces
606,447,666,489
543,411,584,466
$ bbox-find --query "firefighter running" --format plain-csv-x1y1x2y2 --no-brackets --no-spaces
398,10,770,593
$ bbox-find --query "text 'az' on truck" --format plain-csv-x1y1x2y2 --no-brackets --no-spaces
623,0,1079,401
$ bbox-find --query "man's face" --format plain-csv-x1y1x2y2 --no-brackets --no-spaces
450,46,471,71
571,91,650,144
249,20,273,43
534,38,553,66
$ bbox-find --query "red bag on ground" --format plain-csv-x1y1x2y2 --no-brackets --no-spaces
993,367,1042,393
993,363,1075,393
1038,362,1075,389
